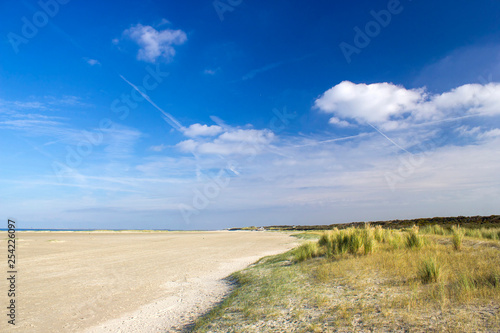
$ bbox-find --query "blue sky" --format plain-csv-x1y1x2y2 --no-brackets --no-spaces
1,0,500,230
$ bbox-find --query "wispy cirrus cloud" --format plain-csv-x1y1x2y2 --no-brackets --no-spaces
102,125,142,159
0,96,86,113
455,125,500,141
0,97,143,159
3,81,500,230
149,144,168,152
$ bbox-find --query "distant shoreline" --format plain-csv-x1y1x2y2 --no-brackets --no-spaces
4,215,500,233
0,228,201,232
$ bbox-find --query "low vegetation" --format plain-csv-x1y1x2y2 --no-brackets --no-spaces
262,214,500,231
193,224,500,332
420,224,500,241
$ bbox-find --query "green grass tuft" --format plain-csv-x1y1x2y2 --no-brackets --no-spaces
452,225,464,251
421,224,448,235
419,257,440,284
293,241,321,262
405,225,425,249
319,228,376,256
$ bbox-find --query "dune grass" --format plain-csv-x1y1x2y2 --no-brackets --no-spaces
452,225,464,251
193,226,500,332
293,241,321,262
405,225,426,249
418,257,441,284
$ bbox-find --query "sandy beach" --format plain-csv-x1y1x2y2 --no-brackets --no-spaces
1,231,297,332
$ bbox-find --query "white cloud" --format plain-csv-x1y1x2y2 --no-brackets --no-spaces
5,82,500,230
455,126,500,141
0,118,62,128
455,126,481,137
315,81,423,130
12,101,46,109
8,123,500,229
123,23,187,63
429,83,500,117
177,139,198,153
177,128,275,155
315,81,500,130
86,59,100,66
102,126,142,159
157,18,171,27
0,102,142,159
479,128,500,139
182,124,223,137
329,116,352,127
149,144,168,152
218,129,274,144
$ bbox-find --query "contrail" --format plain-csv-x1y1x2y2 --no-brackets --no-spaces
119,75,184,132
413,114,476,127
367,122,411,154
234,53,315,82
367,115,476,153
292,132,370,148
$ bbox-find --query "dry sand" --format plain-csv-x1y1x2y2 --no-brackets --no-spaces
1,231,297,332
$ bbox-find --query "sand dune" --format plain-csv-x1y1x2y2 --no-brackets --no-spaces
2,231,297,332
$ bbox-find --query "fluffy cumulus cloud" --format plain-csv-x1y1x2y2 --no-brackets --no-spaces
315,81,500,130
177,126,275,155
429,83,500,116
315,81,424,130
182,124,223,137
123,23,187,63
328,116,352,127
